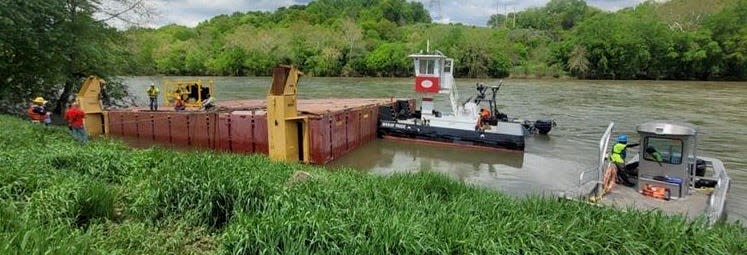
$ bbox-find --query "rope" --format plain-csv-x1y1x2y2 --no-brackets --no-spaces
589,164,616,203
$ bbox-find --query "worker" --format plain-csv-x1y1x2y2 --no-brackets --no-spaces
173,89,181,101
147,83,160,111
475,109,484,131
476,108,492,131
64,101,88,144
27,97,49,124
609,134,640,187
174,96,186,112
200,96,215,111
43,112,52,126
645,146,665,165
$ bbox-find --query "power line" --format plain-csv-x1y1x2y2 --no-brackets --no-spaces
429,0,442,21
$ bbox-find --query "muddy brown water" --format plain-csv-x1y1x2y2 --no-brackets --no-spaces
123,76,746,225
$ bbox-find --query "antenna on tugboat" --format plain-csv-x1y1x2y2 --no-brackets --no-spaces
427,40,430,53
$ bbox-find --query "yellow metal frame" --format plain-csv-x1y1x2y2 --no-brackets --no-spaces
161,79,214,108
76,76,107,137
267,65,311,163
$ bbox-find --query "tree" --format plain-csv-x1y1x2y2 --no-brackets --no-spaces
0,0,68,113
568,45,590,78
487,14,507,28
339,18,363,64
0,0,153,114
705,0,747,79
365,43,410,76
545,0,588,30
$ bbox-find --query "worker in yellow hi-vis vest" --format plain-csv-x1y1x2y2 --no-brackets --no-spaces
609,134,639,187
147,83,160,111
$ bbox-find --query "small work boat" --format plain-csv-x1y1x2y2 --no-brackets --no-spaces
575,122,731,225
377,48,554,150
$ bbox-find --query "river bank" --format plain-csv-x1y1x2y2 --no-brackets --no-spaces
1,115,745,254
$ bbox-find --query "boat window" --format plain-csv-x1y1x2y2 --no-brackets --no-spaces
644,137,683,165
419,59,436,75
444,60,452,73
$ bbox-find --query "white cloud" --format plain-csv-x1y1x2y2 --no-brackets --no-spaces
139,0,643,28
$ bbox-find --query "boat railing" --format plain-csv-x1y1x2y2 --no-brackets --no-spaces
448,81,460,116
578,122,614,198
701,156,730,225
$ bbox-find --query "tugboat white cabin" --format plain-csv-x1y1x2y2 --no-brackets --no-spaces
410,51,457,116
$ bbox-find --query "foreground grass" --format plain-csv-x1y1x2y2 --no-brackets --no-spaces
1,115,745,254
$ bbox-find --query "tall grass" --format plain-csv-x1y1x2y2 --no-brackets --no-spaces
0,204,95,255
23,177,115,227
125,152,284,229
1,114,746,254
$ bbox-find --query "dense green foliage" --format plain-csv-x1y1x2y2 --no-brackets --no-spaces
0,0,132,115
496,0,747,80
1,114,746,254
118,0,746,80
118,0,517,78
547,0,746,80
1,0,746,114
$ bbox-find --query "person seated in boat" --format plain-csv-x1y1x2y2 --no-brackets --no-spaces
475,108,492,131
623,146,666,174
644,146,665,165
610,134,640,187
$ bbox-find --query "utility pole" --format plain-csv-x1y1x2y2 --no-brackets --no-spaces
495,0,508,28
429,0,442,21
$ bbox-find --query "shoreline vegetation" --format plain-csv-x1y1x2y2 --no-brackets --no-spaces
2,114,745,254
3,0,746,115
117,0,746,81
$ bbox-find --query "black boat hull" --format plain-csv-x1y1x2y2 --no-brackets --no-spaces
377,120,525,150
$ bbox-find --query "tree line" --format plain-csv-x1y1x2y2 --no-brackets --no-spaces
119,0,745,81
1,0,746,114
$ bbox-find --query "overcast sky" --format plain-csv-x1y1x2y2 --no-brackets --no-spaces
143,0,649,28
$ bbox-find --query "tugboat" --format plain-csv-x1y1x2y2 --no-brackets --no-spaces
575,122,731,225
377,47,555,150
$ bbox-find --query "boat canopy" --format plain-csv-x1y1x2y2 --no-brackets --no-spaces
636,121,696,136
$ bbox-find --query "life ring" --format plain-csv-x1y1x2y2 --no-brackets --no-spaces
602,165,617,195
421,79,433,88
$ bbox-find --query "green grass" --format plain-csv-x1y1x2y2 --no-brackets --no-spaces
1,114,745,254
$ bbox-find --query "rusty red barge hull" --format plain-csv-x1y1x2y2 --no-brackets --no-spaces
106,98,412,164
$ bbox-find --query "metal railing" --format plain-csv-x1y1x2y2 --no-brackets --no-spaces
578,122,614,199
702,156,731,225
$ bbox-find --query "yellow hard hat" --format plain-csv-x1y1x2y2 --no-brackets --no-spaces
32,97,47,104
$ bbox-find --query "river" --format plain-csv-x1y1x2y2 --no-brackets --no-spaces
122,76,747,225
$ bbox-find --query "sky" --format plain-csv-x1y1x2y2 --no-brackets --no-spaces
141,0,651,28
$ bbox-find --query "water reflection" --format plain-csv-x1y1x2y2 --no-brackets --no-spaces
328,138,584,198
329,139,524,171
